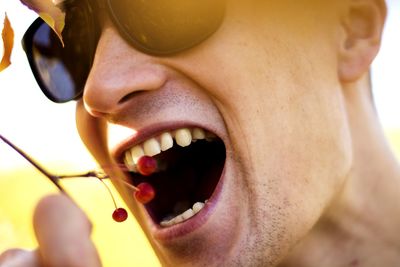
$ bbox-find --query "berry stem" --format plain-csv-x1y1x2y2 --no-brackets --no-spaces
56,169,140,192
113,177,140,192
98,177,118,209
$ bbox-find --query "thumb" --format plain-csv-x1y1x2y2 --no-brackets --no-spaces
33,194,101,267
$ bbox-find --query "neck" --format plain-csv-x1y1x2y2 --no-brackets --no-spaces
280,75,400,267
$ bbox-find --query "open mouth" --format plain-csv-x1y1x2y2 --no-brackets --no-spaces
121,127,226,228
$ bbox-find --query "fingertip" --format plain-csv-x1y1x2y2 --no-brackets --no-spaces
33,194,92,235
33,194,102,267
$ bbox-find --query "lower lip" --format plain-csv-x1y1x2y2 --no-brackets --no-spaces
150,163,226,241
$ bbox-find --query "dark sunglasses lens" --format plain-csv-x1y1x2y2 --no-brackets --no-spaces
108,0,225,55
30,23,81,102
29,6,95,103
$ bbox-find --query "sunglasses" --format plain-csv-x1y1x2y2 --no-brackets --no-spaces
22,0,225,103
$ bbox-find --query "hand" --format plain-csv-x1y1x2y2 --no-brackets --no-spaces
0,194,101,267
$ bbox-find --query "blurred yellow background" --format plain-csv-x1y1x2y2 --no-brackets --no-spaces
0,166,161,267
0,1,399,267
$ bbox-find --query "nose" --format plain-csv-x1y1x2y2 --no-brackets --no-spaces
83,25,167,117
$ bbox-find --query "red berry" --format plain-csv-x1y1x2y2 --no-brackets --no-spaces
135,182,155,204
112,208,128,222
137,156,157,176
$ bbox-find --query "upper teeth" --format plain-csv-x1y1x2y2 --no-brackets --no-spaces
123,127,215,172
175,128,192,147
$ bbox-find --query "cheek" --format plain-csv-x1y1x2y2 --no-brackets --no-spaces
228,85,352,263
243,81,352,237
75,101,110,164
188,11,350,211
199,31,351,250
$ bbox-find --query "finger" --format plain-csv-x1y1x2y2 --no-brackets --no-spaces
0,248,40,267
33,194,101,267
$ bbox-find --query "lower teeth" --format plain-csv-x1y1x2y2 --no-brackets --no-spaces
160,201,206,227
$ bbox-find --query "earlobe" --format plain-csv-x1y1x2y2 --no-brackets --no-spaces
338,0,386,82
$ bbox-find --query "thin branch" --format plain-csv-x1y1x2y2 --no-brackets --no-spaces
0,134,64,192
0,134,139,194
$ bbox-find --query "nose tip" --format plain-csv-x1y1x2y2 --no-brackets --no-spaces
83,26,167,117
84,66,167,116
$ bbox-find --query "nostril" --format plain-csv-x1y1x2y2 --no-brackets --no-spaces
118,91,147,104
83,65,167,113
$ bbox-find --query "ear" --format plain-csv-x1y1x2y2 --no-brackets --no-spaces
338,0,386,82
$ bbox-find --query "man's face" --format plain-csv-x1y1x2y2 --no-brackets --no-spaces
77,0,353,265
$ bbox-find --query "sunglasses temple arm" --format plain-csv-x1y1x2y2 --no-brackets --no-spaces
0,134,66,193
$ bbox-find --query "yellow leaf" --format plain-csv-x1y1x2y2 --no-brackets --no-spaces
19,0,65,46
0,14,14,72
39,11,65,46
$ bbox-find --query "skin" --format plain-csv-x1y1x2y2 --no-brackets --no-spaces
1,0,400,266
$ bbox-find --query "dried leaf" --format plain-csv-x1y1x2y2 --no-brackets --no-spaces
0,14,14,72
19,0,65,46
